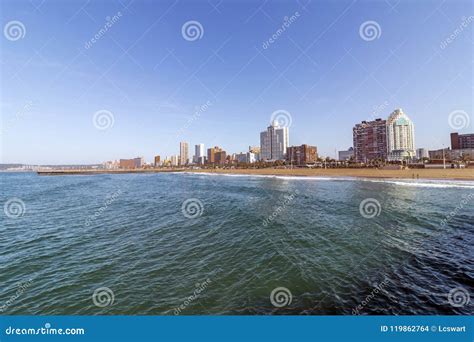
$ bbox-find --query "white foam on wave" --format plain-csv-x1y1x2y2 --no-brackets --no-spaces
180,172,474,189
361,178,474,189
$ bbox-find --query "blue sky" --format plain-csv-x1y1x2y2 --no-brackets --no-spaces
1,0,472,164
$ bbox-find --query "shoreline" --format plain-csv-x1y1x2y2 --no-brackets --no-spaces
35,167,474,180
190,168,474,181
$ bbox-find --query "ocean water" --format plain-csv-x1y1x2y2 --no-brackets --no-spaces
1,172,473,315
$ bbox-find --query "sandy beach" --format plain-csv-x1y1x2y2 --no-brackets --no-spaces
190,167,474,181
36,167,474,180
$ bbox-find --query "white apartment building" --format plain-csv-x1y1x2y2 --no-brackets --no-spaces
194,143,205,164
386,109,415,161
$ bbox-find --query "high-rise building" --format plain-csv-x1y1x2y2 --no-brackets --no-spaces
287,144,317,166
353,118,387,163
119,157,143,169
207,146,219,164
451,132,474,150
171,155,179,167
215,150,227,164
386,109,416,161
207,146,226,164
154,155,161,167
179,142,189,166
260,121,289,161
194,144,205,164
338,147,354,161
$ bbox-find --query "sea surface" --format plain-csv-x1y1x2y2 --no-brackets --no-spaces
1,172,473,315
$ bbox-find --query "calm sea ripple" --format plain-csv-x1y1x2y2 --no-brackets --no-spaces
0,172,473,315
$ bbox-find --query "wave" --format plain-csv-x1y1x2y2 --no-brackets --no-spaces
180,172,474,189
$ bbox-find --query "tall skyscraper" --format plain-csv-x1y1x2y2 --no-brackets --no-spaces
353,118,387,162
179,142,189,166
260,121,289,161
386,109,415,161
194,143,205,164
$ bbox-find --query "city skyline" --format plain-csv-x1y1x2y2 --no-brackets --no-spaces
105,109,471,167
1,0,472,164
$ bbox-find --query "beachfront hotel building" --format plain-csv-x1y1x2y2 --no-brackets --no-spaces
154,155,161,167
260,121,289,161
207,146,219,164
119,157,144,169
207,146,226,165
353,119,387,162
386,109,416,161
451,132,474,150
215,150,227,164
194,144,205,164
287,144,317,166
179,142,189,166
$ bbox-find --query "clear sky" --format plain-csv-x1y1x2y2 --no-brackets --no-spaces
1,0,472,164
